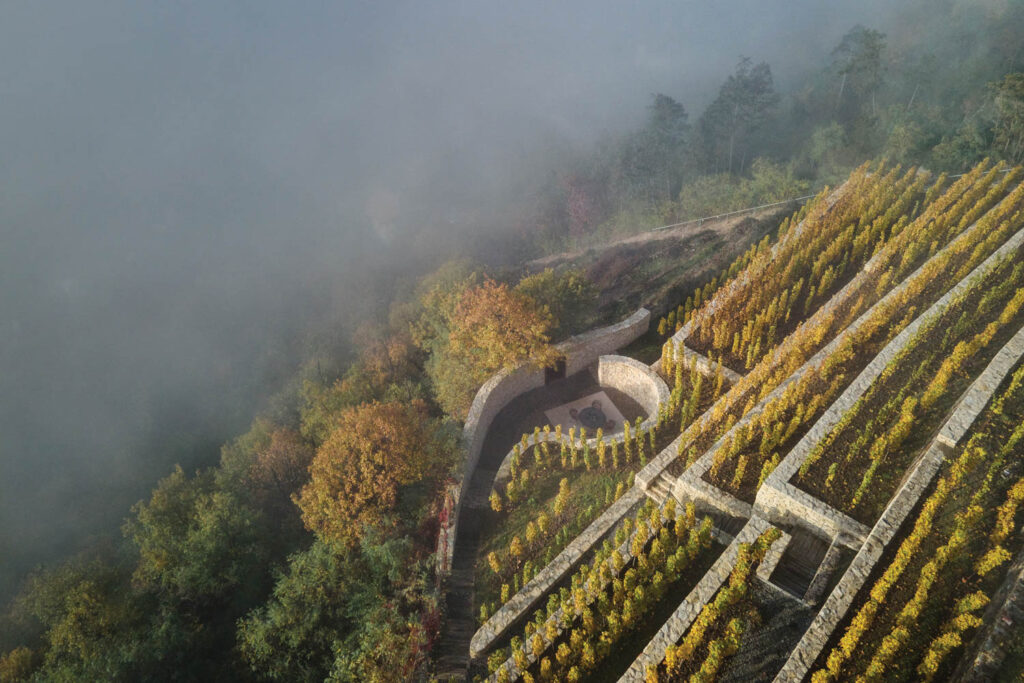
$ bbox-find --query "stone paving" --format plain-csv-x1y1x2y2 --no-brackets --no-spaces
436,370,643,677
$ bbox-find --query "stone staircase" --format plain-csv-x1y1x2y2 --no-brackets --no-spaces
433,565,475,680
647,474,674,503
434,467,499,680
767,530,829,600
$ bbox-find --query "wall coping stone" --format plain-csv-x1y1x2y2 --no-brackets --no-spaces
493,355,670,482
636,185,885,496
618,516,781,682
757,215,1024,544
470,486,643,659
443,309,651,578
486,496,689,681
772,318,1024,682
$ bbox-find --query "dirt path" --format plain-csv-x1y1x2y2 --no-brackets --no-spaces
527,206,792,270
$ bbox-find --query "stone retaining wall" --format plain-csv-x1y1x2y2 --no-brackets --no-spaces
443,309,651,577
637,187,881,496
754,484,868,549
638,183,847,497
803,537,846,606
492,355,668,484
663,206,1024,545
758,217,1024,544
618,516,780,682
485,496,680,682
663,231,909,518
462,309,651,495
598,354,671,417
470,485,644,659
665,184,848,353
772,320,1024,682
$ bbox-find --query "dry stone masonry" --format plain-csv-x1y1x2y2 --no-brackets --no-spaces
772,319,1024,682
440,309,651,579
442,174,1024,682
618,516,784,682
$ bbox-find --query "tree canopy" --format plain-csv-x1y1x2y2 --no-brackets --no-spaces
515,268,597,340
419,272,560,417
295,400,449,546
698,58,779,174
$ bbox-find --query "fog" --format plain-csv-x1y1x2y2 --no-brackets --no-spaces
0,0,904,598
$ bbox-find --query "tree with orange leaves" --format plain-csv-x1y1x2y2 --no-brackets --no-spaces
295,400,448,545
449,278,560,372
430,278,560,417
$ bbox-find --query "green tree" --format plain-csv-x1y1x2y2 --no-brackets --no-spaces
991,72,1024,165
239,535,429,683
124,466,267,603
831,25,886,126
698,58,780,173
515,268,597,339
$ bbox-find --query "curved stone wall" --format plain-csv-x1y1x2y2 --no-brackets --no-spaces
437,308,651,574
492,355,669,482
597,354,669,419
460,309,651,489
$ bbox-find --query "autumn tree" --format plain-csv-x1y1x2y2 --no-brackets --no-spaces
409,259,480,355
429,278,560,417
341,323,426,405
0,647,34,682
448,279,560,373
243,427,315,537
298,323,427,445
295,400,450,545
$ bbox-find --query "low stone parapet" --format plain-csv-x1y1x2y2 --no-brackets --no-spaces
485,495,682,682
470,485,644,660
755,483,868,550
598,354,671,417
444,309,651,587
618,516,781,682
773,320,1024,682
494,354,670,482
758,216,1024,543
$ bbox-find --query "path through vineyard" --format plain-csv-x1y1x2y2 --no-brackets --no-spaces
434,372,643,678
527,205,793,269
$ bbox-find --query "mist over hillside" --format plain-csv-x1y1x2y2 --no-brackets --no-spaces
2,1,1024,680
1,0,925,599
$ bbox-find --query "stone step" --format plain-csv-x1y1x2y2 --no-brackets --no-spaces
649,477,673,503
767,530,828,597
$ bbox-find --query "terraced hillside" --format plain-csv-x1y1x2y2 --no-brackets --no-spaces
435,159,1024,682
